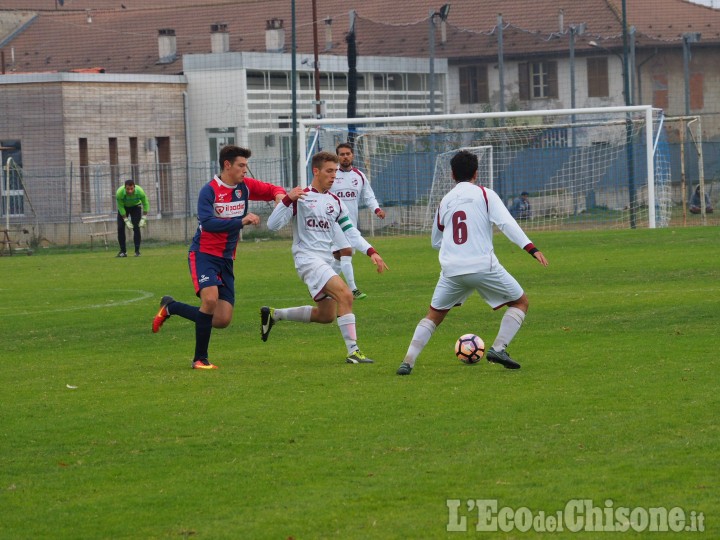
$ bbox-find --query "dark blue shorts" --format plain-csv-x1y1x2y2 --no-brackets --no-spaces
188,251,235,305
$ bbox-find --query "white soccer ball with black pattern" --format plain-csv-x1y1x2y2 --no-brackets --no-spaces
455,334,485,364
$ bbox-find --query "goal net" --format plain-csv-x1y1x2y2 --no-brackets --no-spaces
300,106,671,235
427,146,493,229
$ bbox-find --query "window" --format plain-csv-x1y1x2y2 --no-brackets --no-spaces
587,57,609,98
79,138,90,213
518,61,558,100
109,137,119,189
156,137,172,215
0,140,23,216
129,137,139,182
459,65,489,104
207,128,236,171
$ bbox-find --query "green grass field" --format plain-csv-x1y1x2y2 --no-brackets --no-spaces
1,228,718,539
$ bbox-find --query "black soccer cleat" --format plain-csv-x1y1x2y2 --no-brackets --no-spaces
486,347,521,369
260,306,275,342
396,362,413,375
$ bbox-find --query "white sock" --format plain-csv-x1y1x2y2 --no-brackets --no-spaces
403,318,437,367
337,313,358,354
330,258,341,275
274,306,313,323
492,307,526,351
340,256,357,291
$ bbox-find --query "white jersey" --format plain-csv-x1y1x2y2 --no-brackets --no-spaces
267,188,373,263
432,182,533,277
330,167,380,226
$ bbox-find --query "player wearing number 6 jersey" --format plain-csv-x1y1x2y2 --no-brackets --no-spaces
396,150,548,375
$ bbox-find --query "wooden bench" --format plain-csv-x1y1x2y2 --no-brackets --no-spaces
81,214,115,250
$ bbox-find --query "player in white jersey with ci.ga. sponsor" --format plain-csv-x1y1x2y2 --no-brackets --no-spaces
330,143,386,300
396,149,548,376
261,151,389,364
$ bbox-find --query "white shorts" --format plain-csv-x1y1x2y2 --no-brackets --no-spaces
295,255,337,301
430,263,523,311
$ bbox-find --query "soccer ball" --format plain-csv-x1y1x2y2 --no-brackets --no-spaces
455,334,485,364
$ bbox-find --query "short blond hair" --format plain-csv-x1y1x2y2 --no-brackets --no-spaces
311,151,339,171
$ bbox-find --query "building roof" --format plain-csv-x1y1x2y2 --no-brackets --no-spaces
1,0,719,75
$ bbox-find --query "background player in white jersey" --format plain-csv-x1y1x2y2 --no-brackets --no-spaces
330,142,386,300
396,150,548,376
261,151,389,364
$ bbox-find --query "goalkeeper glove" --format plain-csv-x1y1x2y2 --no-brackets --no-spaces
124,217,133,230
139,217,147,228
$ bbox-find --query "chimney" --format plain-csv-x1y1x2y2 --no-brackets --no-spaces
211,23,229,53
265,18,285,53
157,28,177,63
324,17,333,50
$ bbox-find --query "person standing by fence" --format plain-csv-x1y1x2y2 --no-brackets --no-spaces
116,179,149,257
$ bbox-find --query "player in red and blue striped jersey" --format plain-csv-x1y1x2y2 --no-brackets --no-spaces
152,145,286,369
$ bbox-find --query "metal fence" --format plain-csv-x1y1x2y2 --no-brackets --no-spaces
1,144,718,253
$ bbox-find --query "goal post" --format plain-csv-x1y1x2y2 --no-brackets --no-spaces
299,106,663,234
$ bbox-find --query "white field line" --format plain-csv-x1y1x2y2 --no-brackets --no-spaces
0,289,155,317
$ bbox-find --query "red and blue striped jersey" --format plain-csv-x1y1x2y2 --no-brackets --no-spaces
190,175,285,259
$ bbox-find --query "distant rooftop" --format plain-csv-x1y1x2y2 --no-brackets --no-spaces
1,0,719,75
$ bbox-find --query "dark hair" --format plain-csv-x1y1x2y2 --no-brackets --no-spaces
336,142,353,154
521,191,529,196
124,179,135,187
311,151,339,171
219,145,252,170
450,150,478,182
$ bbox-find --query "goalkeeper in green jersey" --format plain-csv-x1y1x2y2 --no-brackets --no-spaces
116,179,150,257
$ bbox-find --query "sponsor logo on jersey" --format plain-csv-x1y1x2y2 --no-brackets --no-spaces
214,200,246,217
335,191,357,200
305,217,332,230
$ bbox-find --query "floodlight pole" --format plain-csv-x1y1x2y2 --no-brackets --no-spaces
683,32,701,117
621,0,636,228
291,0,298,186
682,31,701,217
428,4,450,115
428,10,436,115
497,14,505,114
312,0,322,119
568,23,585,149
